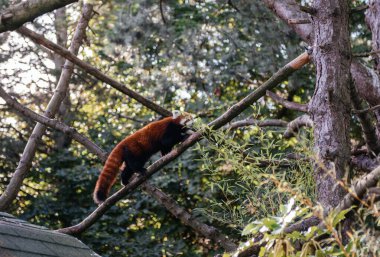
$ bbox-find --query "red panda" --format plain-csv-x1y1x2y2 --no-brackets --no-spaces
93,111,193,204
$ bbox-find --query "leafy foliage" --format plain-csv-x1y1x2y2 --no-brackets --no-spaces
0,0,378,256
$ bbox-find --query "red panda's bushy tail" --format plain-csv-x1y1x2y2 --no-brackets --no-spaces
93,145,124,205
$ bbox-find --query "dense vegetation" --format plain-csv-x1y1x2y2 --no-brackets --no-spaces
0,1,378,256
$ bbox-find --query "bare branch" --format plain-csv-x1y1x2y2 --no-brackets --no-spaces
56,51,311,235
350,82,380,154
16,26,172,117
288,19,311,24
141,182,237,251
283,216,320,234
354,104,380,114
0,86,107,162
0,0,77,33
266,91,308,112
351,4,368,13
299,5,317,15
283,114,313,138
0,4,93,211
364,187,380,204
351,155,379,172
352,49,380,58
334,165,380,217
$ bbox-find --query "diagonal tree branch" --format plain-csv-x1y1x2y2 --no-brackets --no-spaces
0,85,107,162
0,0,78,33
56,51,311,235
0,4,93,211
335,165,380,213
283,114,313,138
16,26,171,117
141,182,238,252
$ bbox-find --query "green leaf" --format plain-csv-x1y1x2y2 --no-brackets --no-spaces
332,207,354,227
242,222,257,236
262,218,280,231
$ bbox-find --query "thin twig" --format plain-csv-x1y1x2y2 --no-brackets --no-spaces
299,5,317,15
288,18,311,24
354,103,380,114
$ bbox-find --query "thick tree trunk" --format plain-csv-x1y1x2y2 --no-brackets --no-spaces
263,0,380,142
309,0,351,210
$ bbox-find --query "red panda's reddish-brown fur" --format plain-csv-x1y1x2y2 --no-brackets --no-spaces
93,113,193,204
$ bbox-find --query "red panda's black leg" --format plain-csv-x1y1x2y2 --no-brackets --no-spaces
161,122,184,156
121,146,147,185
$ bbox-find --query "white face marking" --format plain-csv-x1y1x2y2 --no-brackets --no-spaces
180,117,193,126
172,110,181,119
185,119,194,126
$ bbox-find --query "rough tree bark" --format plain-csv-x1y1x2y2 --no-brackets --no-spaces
0,4,93,211
366,0,380,72
0,0,78,33
263,0,380,144
309,0,351,210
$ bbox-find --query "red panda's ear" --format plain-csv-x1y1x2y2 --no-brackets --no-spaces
172,110,181,119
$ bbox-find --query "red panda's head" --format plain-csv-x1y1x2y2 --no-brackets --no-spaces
172,110,194,129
